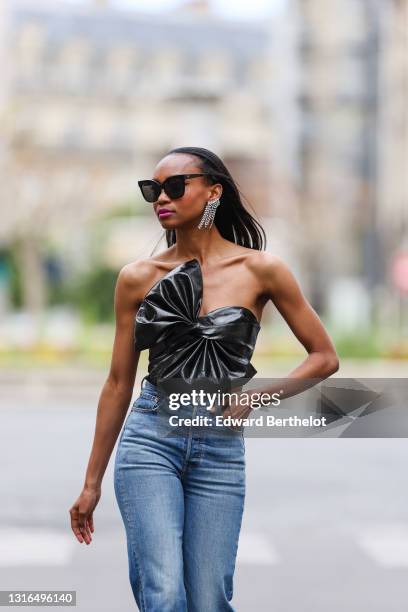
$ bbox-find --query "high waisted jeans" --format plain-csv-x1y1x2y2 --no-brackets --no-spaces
113,377,246,612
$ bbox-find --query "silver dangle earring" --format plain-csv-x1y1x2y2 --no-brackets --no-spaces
197,198,221,230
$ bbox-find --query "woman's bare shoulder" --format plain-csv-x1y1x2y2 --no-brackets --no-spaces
245,250,287,272
243,250,294,294
119,250,179,303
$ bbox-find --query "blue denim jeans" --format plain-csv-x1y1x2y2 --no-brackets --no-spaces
113,378,246,611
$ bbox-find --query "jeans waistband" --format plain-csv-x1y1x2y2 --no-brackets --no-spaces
139,375,245,433
141,375,158,392
141,376,225,403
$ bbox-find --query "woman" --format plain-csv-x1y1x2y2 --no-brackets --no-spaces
69,146,339,611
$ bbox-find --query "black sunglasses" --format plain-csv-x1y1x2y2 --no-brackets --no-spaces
138,173,211,203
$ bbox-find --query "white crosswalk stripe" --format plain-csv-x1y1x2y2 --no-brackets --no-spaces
0,527,75,567
236,530,279,565
355,523,408,568
4,523,408,571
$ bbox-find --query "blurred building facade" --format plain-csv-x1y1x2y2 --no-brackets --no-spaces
295,0,407,333
0,0,406,341
1,0,296,317
376,0,408,334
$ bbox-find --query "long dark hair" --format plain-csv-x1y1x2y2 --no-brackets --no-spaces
160,146,266,251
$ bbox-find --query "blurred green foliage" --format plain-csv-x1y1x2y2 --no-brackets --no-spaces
64,265,117,324
1,245,23,308
333,331,383,358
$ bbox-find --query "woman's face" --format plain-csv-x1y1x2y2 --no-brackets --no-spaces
150,154,222,228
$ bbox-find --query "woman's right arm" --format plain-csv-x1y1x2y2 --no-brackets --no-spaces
69,262,145,545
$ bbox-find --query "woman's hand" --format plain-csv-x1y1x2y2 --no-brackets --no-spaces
220,393,254,431
69,486,101,545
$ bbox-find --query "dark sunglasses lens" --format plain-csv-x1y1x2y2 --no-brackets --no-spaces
140,182,159,202
165,177,185,199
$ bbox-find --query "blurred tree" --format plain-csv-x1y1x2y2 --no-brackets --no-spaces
66,264,117,323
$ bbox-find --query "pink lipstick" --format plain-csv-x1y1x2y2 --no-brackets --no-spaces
158,209,174,219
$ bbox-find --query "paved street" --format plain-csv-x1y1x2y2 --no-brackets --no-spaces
0,366,407,611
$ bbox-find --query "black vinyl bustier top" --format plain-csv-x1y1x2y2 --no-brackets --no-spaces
134,258,261,388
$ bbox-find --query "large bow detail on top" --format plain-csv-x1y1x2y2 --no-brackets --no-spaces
134,259,261,386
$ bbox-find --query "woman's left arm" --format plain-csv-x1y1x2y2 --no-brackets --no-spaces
223,253,340,421
261,253,339,381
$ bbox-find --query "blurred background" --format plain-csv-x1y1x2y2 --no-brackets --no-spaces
0,0,407,374
0,1,407,611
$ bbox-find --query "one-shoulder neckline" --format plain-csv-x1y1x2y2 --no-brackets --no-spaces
139,258,261,326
